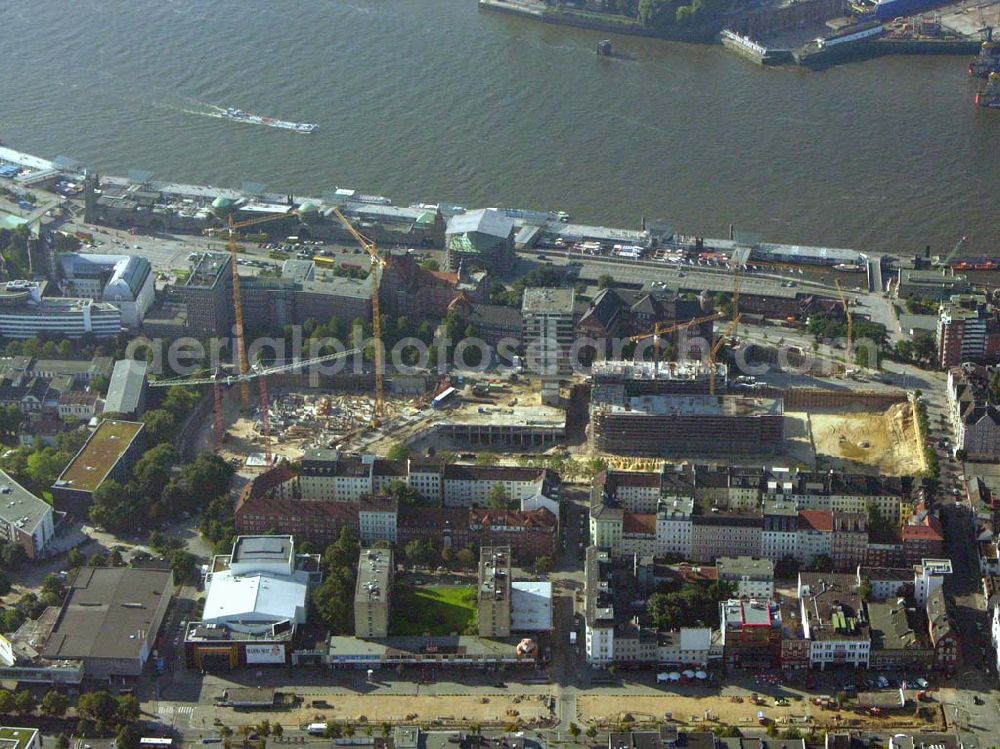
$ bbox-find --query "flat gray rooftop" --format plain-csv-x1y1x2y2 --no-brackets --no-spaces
0,470,51,535
522,286,575,315
41,567,172,661
232,535,293,565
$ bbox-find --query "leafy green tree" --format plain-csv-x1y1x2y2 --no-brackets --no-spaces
77,690,118,723
170,551,198,583
386,442,410,461
0,541,27,571
568,723,581,740
586,725,599,739
647,580,736,630
1,608,25,633
324,527,360,572
533,556,554,575
142,409,176,445
0,689,14,713
89,480,131,532
456,548,477,568
404,539,436,568
182,453,234,500
812,555,834,573
13,689,36,715
26,448,67,494
162,386,200,417
384,480,422,506
487,484,513,510
40,689,69,717
55,735,69,749
312,569,355,634
68,547,85,568
116,722,142,749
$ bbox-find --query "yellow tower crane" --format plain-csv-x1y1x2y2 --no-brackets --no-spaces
331,207,386,422
630,312,725,367
202,209,298,408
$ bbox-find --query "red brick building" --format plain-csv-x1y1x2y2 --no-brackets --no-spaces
468,508,558,560
902,515,945,566
379,252,488,318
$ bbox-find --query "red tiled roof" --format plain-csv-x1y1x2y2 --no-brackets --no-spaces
797,509,833,533
902,515,944,542
236,494,359,524
611,471,661,488
623,513,657,535
238,462,297,507
469,507,557,530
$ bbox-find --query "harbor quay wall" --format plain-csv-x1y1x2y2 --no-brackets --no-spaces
798,38,981,67
478,0,718,42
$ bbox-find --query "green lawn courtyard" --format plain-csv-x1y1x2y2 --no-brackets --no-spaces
390,585,478,636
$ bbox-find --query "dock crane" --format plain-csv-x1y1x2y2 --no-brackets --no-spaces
630,312,725,365
330,207,386,423
941,234,970,267
149,347,362,458
834,280,853,365
201,209,299,408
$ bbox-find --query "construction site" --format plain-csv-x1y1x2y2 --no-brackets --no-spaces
804,401,924,475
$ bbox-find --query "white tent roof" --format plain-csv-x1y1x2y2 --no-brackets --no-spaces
202,571,306,624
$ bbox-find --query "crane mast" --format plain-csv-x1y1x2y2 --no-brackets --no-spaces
331,207,385,422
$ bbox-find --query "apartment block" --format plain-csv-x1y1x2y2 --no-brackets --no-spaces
478,546,512,638
355,548,393,639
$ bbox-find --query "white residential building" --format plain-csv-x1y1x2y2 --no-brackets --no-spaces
798,572,870,670
358,498,398,544
0,471,55,560
655,497,694,558
717,556,775,599
914,558,952,607
796,510,833,567
762,500,799,561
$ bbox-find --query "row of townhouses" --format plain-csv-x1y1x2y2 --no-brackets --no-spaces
590,469,941,568
585,548,958,674
297,449,560,507
235,461,560,561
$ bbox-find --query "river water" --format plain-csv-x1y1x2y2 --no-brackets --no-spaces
0,0,996,254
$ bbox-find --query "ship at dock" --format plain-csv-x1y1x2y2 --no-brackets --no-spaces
969,39,1000,78
217,107,318,133
952,256,999,270
976,71,1000,109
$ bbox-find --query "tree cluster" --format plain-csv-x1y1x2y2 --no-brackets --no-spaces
490,267,568,307
638,0,730,30
91,450,233,536
139,384,203,445
0,572,69,632
893,333,937,367
646,580,735,630
0,428,89,496
0,329,131,361
311,528,360,633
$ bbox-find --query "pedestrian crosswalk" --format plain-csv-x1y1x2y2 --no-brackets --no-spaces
157,705,194,716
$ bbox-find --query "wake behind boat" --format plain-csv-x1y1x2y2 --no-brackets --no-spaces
200,105,318,133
